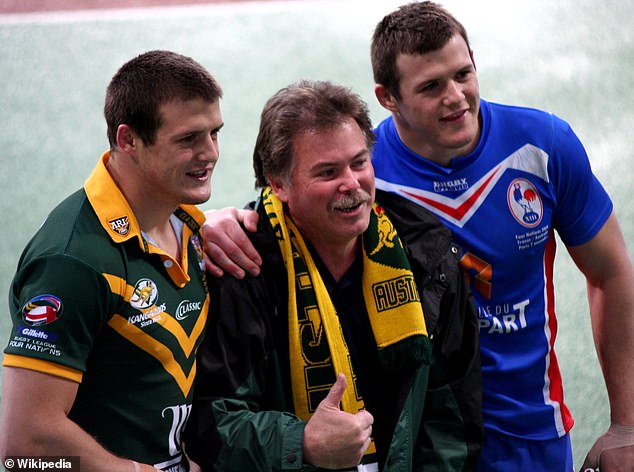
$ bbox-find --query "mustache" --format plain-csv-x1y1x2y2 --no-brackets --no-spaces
331,190,373,210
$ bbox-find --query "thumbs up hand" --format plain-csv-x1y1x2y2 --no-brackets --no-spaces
302,373,374,469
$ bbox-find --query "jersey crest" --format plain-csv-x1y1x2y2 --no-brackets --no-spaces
507,178,544,228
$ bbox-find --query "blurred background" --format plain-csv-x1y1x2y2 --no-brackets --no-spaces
1,0,633,466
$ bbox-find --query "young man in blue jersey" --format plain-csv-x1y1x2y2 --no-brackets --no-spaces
198,2,634,471
0,50,223,471
368,3,634,470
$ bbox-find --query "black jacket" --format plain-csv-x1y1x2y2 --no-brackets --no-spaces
185,190,483,471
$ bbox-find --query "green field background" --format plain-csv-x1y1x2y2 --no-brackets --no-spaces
1,0,633,466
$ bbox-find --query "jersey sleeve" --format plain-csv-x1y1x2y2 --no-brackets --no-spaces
4,254,113,382
550,117,613,246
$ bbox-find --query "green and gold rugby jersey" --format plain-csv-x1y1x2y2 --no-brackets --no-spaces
3,152,209,471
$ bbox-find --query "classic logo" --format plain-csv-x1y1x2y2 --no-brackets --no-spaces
109,216,130,236
130,278,159,310
507,178,543,228
175,300,202,321
21,294,63,326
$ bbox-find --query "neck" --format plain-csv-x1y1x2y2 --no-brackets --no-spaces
142,217,181,260
107,152,180,258
310,237,360,283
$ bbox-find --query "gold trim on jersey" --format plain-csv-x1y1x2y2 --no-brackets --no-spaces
3,354,83,383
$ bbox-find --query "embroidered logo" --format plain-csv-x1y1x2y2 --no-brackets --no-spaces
130,278,159,310
507,178,543,228
21,294,63,326
109,216,130,236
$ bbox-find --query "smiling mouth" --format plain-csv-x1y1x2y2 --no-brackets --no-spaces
441,109,467,122
336,203,363,213
187,168,210,179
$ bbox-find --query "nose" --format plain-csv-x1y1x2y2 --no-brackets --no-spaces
201,133,220,162
443,80,464,106
339,166,361,192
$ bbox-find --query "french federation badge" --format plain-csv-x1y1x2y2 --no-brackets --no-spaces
507,178,543,228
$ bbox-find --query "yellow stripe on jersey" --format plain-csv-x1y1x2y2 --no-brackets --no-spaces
103,273,209,397
107,314,202,397
3,353,83,383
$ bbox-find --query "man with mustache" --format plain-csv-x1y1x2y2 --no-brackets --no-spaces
185,80,483,471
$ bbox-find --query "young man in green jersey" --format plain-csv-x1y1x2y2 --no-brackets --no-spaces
0,50,223,472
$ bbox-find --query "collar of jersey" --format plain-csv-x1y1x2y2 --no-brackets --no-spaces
84,151,205,248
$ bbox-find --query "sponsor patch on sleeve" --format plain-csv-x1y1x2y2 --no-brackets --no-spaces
21,294,63,326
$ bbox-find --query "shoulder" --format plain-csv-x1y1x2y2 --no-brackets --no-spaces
376,189,460,280
19,188,127,280
484,99,571,133
208,213,285,317
376,189,451,241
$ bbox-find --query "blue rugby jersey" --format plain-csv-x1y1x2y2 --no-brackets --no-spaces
372,99,612,440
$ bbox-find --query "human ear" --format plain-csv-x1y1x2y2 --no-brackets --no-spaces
375,84,399,113
115,124,137,153
268,177,289,203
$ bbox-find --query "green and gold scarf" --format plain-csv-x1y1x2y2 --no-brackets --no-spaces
262,187,431,463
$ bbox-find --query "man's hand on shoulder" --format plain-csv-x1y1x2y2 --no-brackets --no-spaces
202,207,261,278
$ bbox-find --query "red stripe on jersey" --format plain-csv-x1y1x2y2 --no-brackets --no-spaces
544,231,575,434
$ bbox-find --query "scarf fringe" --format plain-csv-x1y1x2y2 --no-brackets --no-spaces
378,334,433,373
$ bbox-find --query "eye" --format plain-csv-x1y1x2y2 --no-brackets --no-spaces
180,134,197,143
351,156,369,170
456,68,473,81
318,167,336,178
420,81,438,93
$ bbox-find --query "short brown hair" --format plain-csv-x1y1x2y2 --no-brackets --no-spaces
104,50,222,147
371,1,471,100
253,79,374,188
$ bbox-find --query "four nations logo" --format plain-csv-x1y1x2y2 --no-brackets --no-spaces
21,294,63,326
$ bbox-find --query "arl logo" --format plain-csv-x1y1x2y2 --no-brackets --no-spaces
109,216,130,236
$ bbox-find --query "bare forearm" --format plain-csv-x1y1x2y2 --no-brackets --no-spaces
2,417,154,472
589,279,634,425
